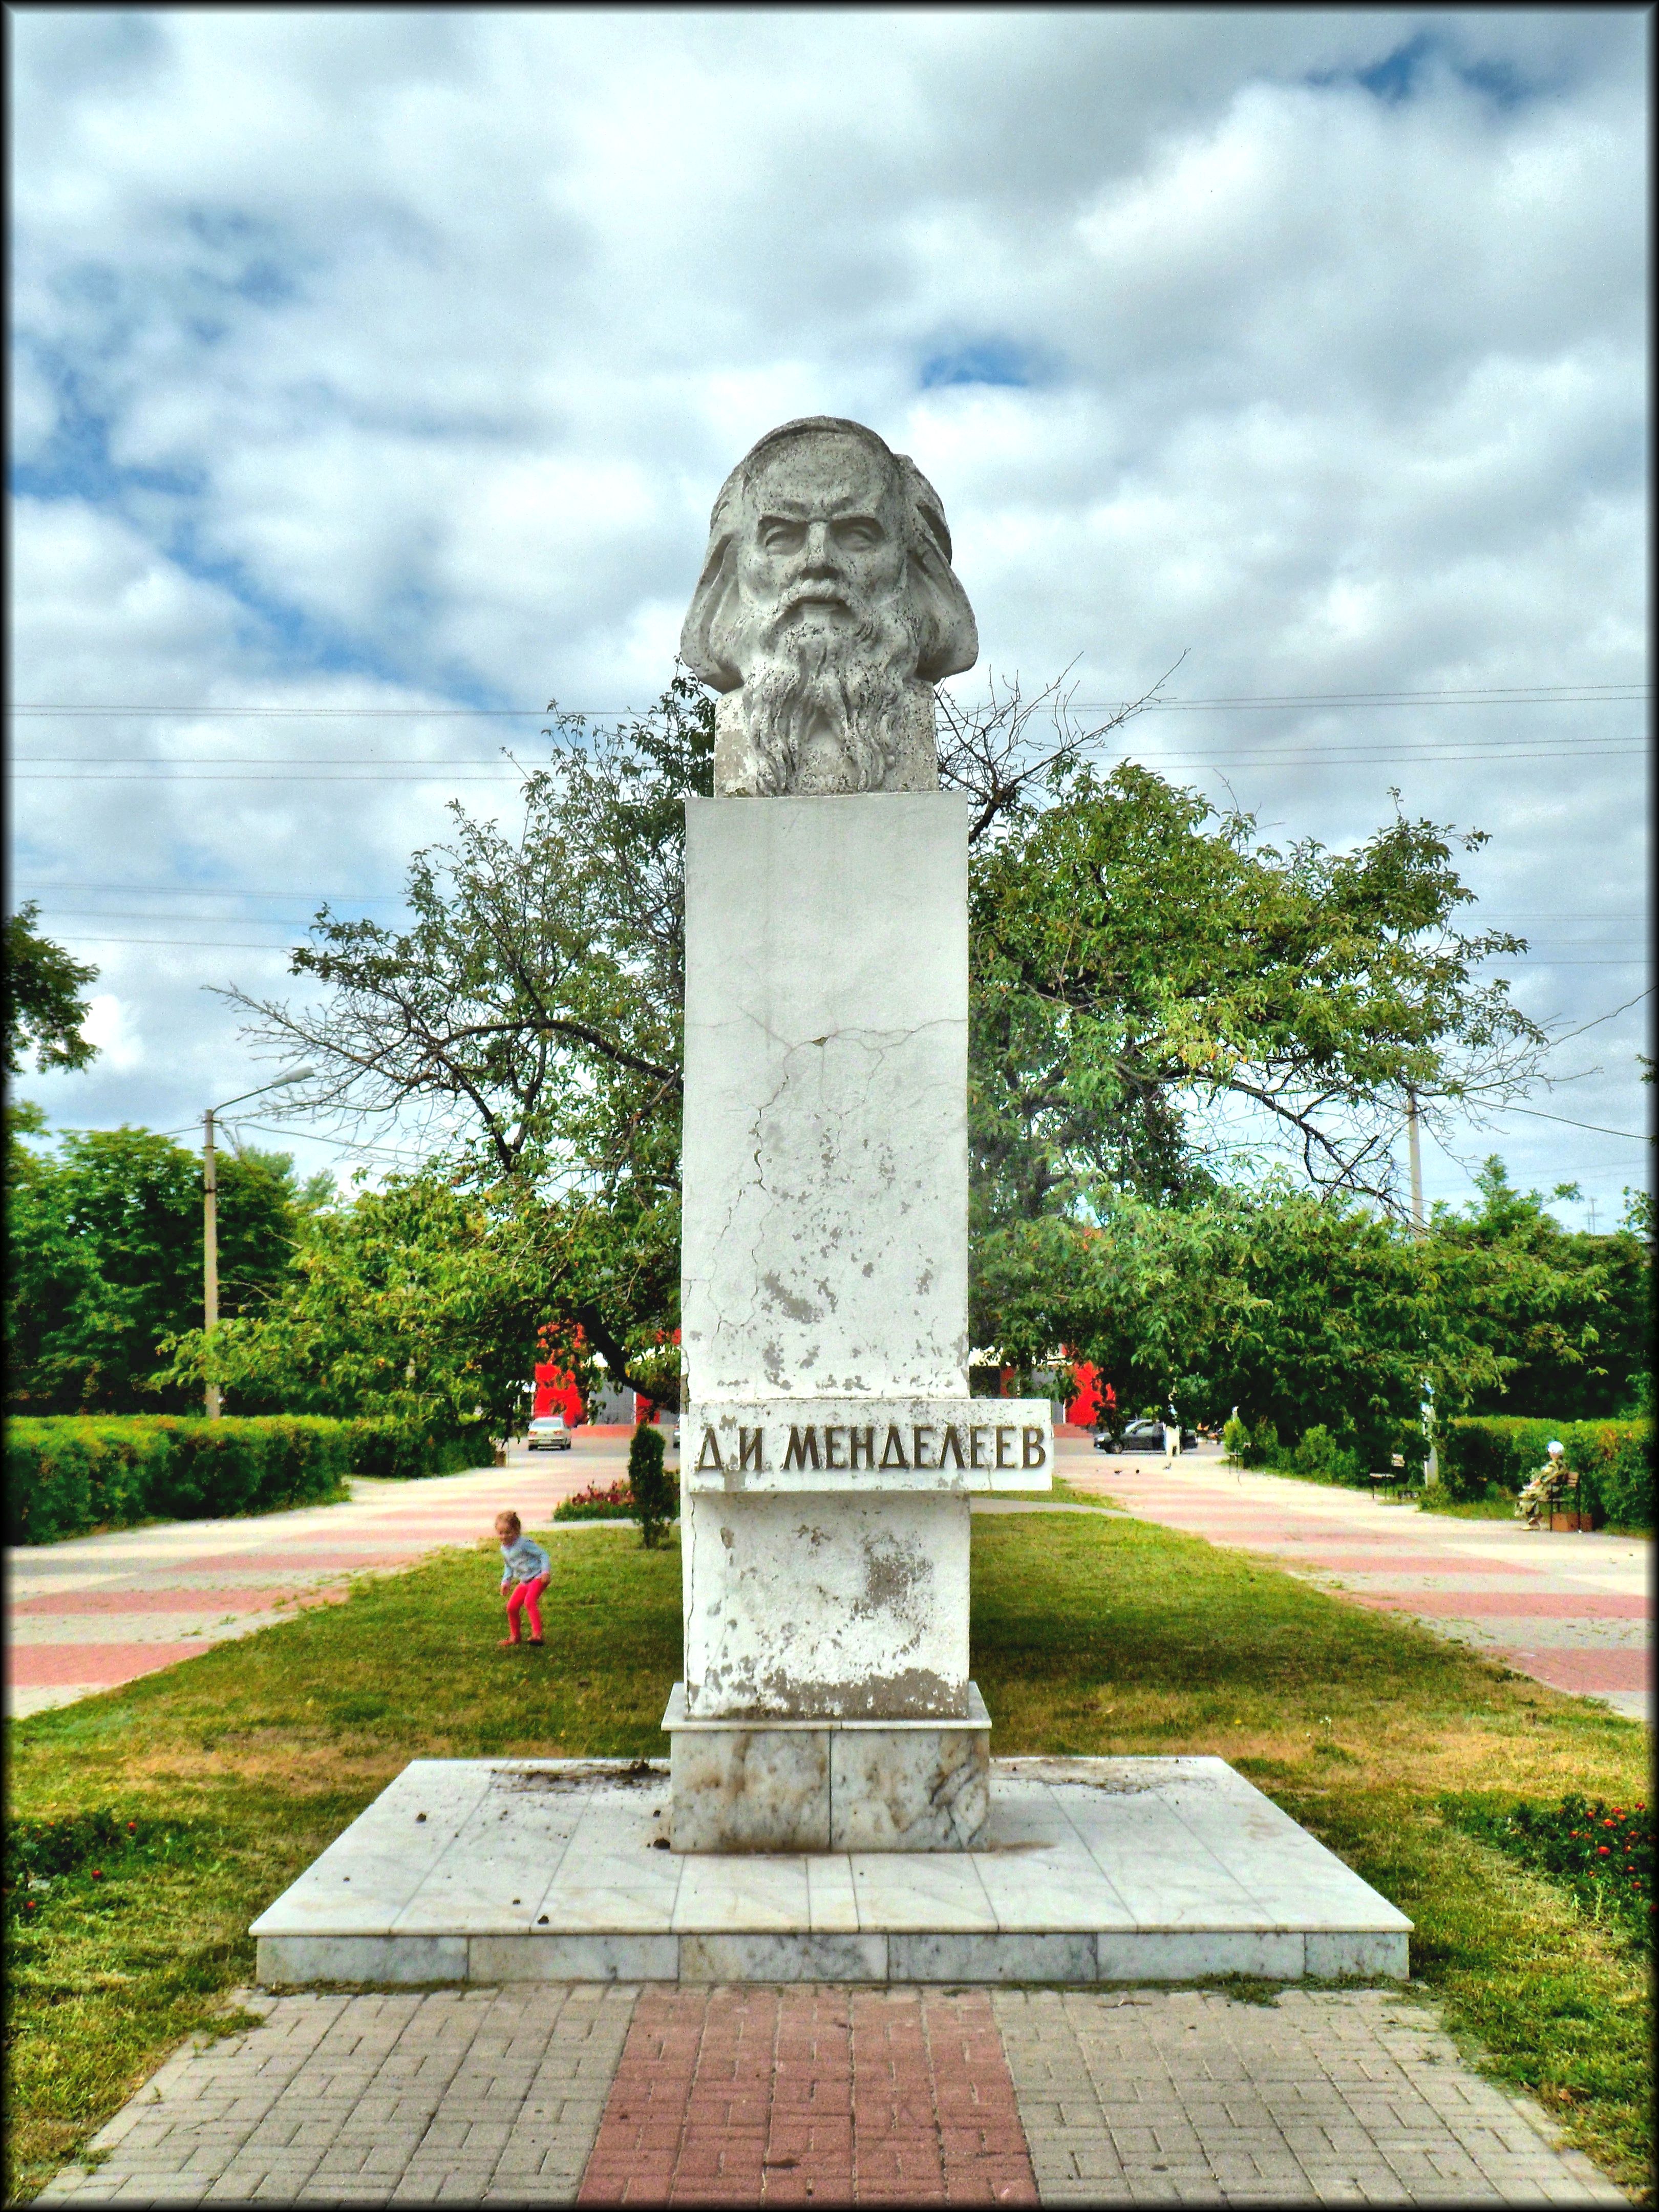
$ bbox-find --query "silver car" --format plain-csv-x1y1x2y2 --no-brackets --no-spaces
527,1414,572,1452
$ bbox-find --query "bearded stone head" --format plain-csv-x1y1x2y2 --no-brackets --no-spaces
679,417,977,796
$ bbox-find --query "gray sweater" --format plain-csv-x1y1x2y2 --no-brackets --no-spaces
500,1534,551,1588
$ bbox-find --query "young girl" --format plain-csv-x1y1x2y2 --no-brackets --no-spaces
496,1511,551,1646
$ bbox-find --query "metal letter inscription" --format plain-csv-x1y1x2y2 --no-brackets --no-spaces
685,1397,1052,1494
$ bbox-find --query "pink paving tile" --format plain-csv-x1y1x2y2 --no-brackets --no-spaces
7,1643,207,1687
580,1986,1037,2203
1498,1648,1652,1694
168,1548,428,1571
1352,1591,1647,1620
1248,1551,1544,1575
10,1587,328,1617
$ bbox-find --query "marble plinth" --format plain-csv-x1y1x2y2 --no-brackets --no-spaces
250,1755,1413,1988
663,1681,990,1852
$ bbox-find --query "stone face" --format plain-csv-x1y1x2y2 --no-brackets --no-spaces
678,416,976,798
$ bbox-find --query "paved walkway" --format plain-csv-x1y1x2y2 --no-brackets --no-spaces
5,1434,639,1720
1062,1442,1651,1726
36,1982,1625,2204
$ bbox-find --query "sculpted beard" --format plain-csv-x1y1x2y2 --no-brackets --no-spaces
714,585,923,795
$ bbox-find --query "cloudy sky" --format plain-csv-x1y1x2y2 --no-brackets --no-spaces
10,7,1649,1224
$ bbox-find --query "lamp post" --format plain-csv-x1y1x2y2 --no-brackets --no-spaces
202,1069,314,1418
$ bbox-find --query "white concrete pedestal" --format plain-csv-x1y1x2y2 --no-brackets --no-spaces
675,793,1050,1851
664,1681,991,1852
249,1756,1412,1988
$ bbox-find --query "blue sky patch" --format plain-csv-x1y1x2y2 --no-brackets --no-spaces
920,341,1035,390
1308,31,1541,111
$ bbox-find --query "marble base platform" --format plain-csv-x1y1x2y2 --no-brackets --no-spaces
664,1680,990,1852
250,1755,1411,1988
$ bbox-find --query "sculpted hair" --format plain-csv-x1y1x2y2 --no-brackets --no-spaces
679,417,977,692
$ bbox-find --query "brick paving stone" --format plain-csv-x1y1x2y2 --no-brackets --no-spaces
992,1988,1628,2203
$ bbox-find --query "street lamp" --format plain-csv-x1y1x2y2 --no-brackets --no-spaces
202,1068,315,1418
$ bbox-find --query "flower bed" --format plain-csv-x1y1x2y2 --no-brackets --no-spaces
552,1477,637,1521
1443,1793,1652,1949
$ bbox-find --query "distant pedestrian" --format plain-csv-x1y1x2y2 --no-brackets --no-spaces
1163,1407,1180,1464
496,1511,551,1646
1515,1442,1574,1530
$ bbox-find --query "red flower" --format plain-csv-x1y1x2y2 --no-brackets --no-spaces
26,1901,37,1912
1597,1846,1609,1857
91,1868,102,1879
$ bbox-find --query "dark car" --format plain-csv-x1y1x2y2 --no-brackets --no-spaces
1094,1419,1197,1453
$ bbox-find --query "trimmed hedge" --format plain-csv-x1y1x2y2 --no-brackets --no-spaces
345,1419,481,1482
1438,1415,1652,1529
5,1415,489,1544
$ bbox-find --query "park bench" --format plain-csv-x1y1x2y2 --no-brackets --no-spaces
1368,1468,1413,1503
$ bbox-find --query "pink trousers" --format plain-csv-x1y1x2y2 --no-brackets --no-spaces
504,1574,549,1641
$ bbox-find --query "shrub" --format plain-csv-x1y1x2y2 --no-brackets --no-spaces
4,1416,353,1544
1220,1415,1249,1464
1288,1423,1367,1486
1439,1416,1651,1528
627,1422,675,1548
345,1418,480,1481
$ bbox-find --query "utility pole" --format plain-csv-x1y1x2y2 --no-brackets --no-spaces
1406,1086,1426,1235
1406,1088,1437,1484
203,1108,221,1418
201,1066,315,1422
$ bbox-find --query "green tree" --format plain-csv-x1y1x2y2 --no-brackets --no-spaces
627,1420,673,1548
6,1129,321,1415
969,763,1544,1222
5,904,98,1075
1432,1159,1652,1419
225,679,711,1405
156,1166,682,1440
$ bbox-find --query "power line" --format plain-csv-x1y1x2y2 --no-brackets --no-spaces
7,681,1647,716
1486,1104,1650,1141
13,746,1648,781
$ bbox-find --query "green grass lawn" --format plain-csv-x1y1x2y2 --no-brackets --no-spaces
5,1512,1650,2202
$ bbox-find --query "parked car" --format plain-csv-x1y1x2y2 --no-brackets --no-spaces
527,1414,572,1452
1094,1419,1196,1454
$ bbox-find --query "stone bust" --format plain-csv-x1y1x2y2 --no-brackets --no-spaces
680,416,978,796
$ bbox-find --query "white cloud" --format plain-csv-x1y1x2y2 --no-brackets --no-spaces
8,7,1648,1217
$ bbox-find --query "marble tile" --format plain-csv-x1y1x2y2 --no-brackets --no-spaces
829,1723,989,1849
806,1853,860,1932
394,1789,589,1934
672,1854,812,1931
469,1934,676,1982
972,1839,1134,1933
534,1792,682,1931
671,1725,829,1852
1050,1780,1271,1928
1305,1932,1410,1980
679,1933,888,1983
849,1851,997,1930
1094,1931,1306,1981
890,1932,1097,1984
256,1935,467,1986
250,1764,494,1938
1151,1764,1412,1933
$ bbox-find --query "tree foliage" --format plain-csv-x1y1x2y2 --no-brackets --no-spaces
220,665,1562,1413
5,904,98,1077
6,1128,326,1415
969,762,1544,1219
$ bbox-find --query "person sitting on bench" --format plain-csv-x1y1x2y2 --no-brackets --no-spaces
1516,1441,1575,1529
